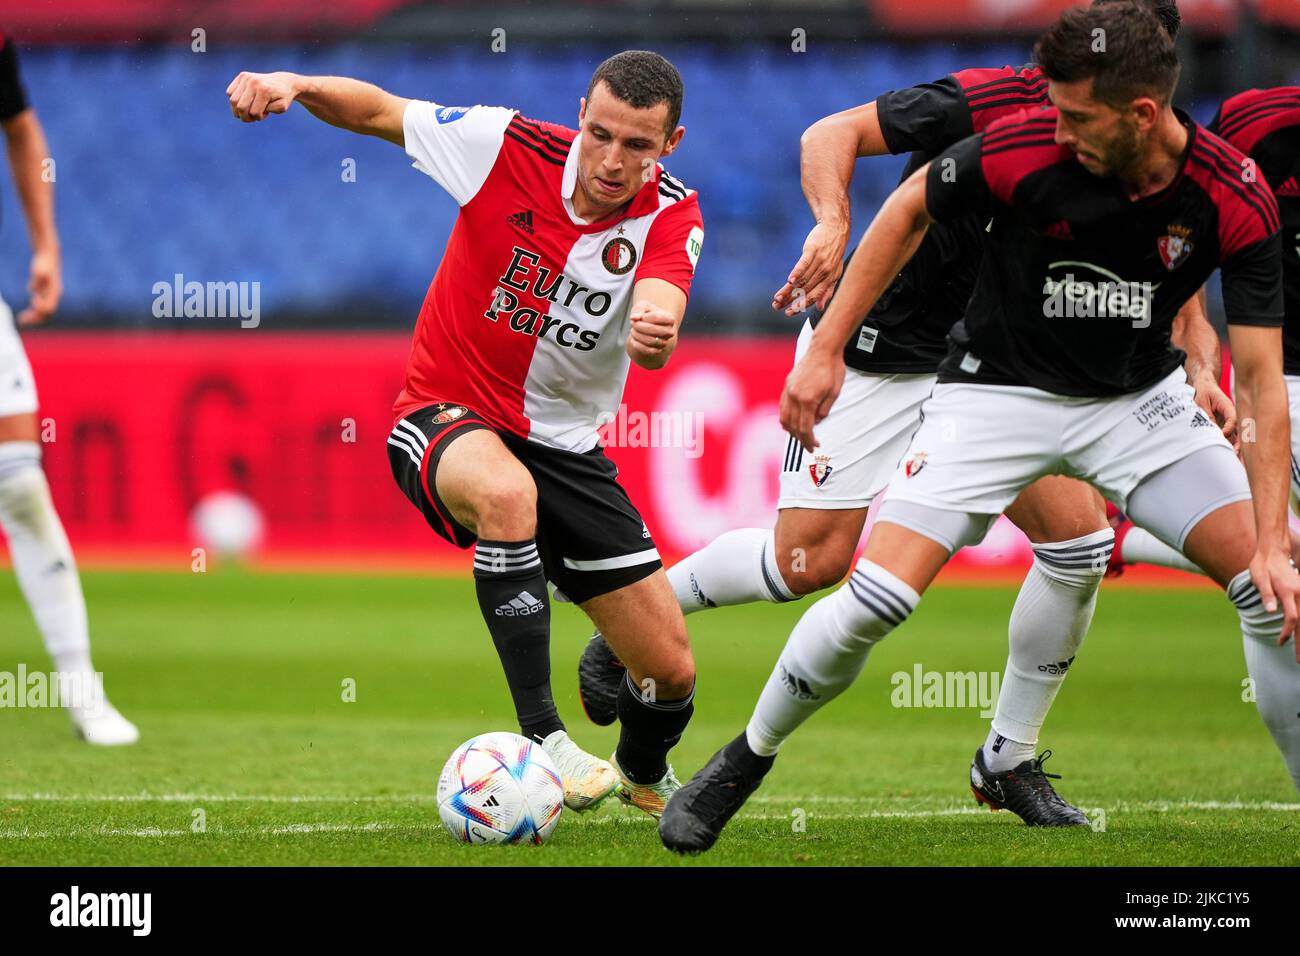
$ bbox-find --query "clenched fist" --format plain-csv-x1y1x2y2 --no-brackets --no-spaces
627,300,678,368
227,71,300,122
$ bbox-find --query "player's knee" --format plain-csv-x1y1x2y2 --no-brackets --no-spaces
0,447,48,531
775,523,857,595
654,652,696,701
472,473,538,539
782,546,854,595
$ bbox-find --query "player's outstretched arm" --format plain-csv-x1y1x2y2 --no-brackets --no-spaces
1172,287,1237,445
774,103,890,315
1229,323,1300,647
627,278,686,371
2,108,61,326
227,72,408,146
780,163,932,452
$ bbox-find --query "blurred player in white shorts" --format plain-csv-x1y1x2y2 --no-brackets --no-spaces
579,1,1232,831
662,6,1300,852
0,30,137,745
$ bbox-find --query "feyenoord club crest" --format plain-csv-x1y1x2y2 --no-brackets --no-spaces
601,237,638,275
432,404,467,424
809,454,833,488
904,451,928,479
1157,224,1194,271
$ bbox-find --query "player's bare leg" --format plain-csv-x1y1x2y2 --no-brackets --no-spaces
0,412,138,745
435,428,618,811
970,476,1113,824
582,570,695,815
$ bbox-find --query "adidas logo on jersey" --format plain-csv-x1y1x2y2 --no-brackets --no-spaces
495,591,544,617
1276,176,1300,198
507,209,535,234
1045,219,1073,240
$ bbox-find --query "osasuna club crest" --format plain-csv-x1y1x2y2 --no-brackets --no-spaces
432,404,468,424
1157,224,1194,271
601,237,638,275
904,451,928,478
809,454,833,488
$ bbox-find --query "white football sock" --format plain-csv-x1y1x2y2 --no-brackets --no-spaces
984,530,1113,772
0,442,94,680
667,527,797,614
746,559,918,756
1120,525,1202,574
1230,570,1300,792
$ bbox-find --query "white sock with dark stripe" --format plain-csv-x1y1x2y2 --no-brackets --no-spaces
1230,570,1300,791
1119,525,1201,574
666,527,797,614
472,539,563,742
746,558,918,756
983,529,1113,772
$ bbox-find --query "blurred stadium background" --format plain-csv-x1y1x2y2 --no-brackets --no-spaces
1,0,1297,571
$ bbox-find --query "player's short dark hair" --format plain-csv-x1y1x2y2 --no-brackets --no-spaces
1091,0,1181,39
1035,3,1181,108
586,50,683,136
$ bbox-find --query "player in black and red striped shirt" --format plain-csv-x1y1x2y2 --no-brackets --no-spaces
663,2,1300,853
582,0,1212,829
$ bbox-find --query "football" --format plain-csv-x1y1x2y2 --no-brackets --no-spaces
436,732,565,845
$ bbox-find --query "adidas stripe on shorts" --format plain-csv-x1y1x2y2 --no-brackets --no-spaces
388,401,662,604
778,319,935,510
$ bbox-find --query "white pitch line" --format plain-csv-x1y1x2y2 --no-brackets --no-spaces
0,793,440,804
2,793,1297,812
0,798,1294,841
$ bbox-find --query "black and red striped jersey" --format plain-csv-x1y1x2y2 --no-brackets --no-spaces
814,65,1050,375
926,107,1283,396
1209,87,1300,374
0,33,26,121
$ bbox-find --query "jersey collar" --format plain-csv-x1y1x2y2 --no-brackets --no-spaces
561,131,663,233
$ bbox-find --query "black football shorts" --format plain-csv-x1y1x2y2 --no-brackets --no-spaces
387,402,662,604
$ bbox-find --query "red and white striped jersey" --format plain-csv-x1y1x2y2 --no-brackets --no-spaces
394,100,704,452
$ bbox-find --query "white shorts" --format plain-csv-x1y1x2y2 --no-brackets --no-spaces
1286,375,1300,501
777,321,935,510
0,295,38,418
885,366,1236,516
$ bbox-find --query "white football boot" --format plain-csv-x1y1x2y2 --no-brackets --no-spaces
66,675,139,746
539,730,619,811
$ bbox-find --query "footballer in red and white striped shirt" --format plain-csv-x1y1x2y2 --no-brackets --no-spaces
228,51,702,817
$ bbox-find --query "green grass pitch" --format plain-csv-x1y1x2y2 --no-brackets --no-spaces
0,568,1296,866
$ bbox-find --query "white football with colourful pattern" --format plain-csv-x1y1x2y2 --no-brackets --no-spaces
437,732,564,845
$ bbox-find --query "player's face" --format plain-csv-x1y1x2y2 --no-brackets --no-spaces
576,82,684,217
1048,78,1141,178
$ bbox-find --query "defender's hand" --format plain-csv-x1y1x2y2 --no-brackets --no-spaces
780,347,845,453
773,220,849,316
1190,370,1239,450
1250,545,1300,655
17,248,61,326
227,71,300,122
627,301,677,366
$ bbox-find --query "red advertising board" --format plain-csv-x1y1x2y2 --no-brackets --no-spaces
11,330,1219,581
